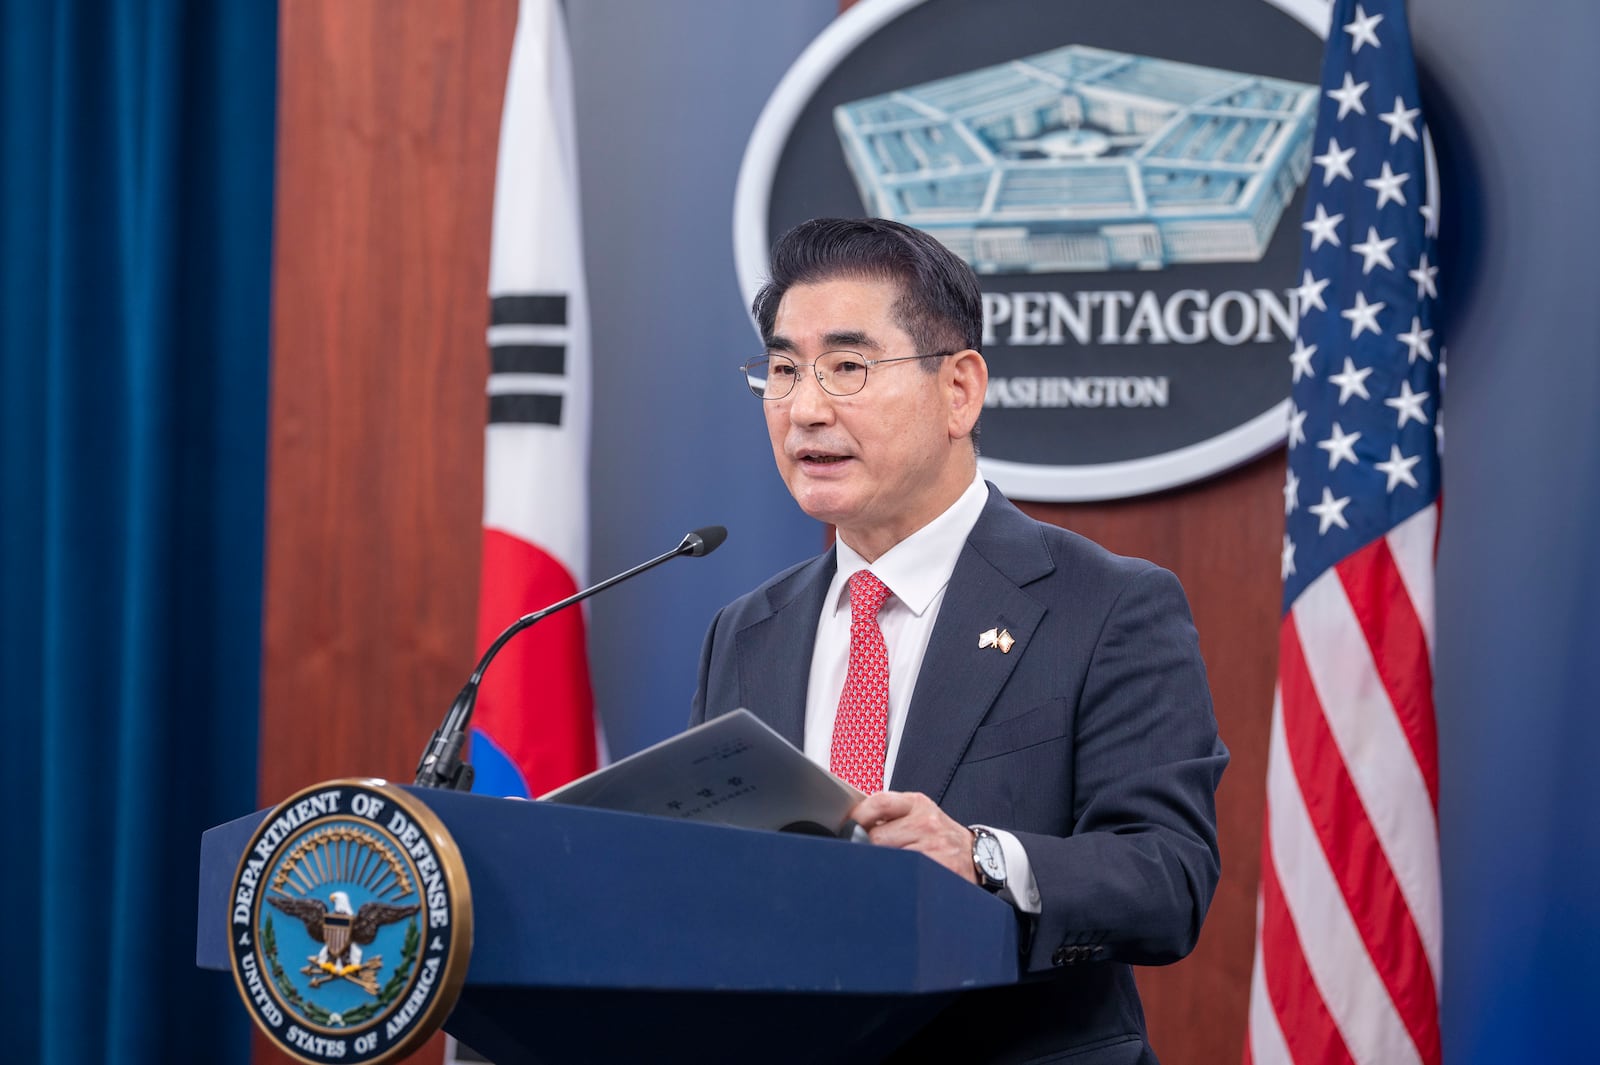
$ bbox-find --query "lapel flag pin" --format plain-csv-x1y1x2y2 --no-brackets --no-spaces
978,628,1016,653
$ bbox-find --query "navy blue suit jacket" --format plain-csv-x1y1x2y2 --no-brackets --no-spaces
690,485,1227,1064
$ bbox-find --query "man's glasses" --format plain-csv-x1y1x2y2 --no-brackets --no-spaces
739,350,952,401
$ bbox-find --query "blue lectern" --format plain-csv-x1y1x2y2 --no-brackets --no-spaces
197,788,1021,1063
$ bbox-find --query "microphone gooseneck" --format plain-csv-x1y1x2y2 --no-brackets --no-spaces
413,525,727,790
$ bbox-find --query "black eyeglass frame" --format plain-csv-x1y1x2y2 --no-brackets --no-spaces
738,350,955,400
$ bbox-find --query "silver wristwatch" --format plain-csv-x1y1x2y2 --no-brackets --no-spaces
970,826,1007,893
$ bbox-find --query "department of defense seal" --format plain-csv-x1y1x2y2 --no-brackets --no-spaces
228,778,473,1065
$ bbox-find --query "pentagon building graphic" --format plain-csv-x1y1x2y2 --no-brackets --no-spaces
834,45,1317,273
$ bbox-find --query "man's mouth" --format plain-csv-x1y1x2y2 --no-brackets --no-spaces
796,449,852,466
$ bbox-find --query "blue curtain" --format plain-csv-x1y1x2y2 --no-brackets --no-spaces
0,2,275,1062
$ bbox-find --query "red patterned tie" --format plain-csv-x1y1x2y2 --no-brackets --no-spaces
831,570,891,793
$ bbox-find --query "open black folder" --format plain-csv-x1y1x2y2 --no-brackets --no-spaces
539,709,865,837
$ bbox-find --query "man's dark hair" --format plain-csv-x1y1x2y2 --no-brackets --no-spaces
752,217,983,364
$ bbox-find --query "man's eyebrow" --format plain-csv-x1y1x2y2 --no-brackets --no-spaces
763,330,884,353
821,329,882,351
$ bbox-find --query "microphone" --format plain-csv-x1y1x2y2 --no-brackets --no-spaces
680,525,727,557
413,525,728,790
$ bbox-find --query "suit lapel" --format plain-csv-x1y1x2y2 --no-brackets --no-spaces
732,550,836,748
889,489,1054,802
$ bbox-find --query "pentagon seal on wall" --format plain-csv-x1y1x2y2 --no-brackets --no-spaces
735,0,1334,500
227,779,472,1064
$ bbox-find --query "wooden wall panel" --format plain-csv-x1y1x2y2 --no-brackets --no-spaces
261,1,518,1062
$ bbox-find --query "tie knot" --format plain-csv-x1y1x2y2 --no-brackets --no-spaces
848,570,889,619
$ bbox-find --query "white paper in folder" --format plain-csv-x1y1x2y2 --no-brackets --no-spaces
538,709,866,837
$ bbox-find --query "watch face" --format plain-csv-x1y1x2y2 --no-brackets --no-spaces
975,833,1005,880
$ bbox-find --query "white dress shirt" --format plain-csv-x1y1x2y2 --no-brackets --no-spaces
802,471,1042,914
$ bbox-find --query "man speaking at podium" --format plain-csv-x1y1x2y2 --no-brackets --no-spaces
691,217,1227,1064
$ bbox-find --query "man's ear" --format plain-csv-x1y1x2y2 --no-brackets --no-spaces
945,349,988,441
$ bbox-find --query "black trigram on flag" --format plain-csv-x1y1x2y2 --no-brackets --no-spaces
488,292,568,426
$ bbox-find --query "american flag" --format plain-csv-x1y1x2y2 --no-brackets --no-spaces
1246,2,1443,1064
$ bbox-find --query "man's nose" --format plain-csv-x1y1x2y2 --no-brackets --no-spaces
786,364,835,423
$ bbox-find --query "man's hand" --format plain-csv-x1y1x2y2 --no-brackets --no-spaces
850,790,976,883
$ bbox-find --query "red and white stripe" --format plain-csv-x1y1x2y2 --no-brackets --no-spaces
1246,503,1442,1065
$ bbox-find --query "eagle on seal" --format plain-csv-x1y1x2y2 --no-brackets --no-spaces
268,890,419,971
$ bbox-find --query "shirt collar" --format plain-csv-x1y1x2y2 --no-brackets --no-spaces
830,471,989,618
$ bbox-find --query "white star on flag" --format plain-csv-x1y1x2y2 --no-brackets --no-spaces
1330,357,1374,403
1326,72,1370,119
1297,269,1330,314
1304,203,1344,250
1409,253,1439,299
1317,421,1362,469
1342,291,1385,338
1365,161,1410,208
1344,3,1384,51
1314,138,1357,185
1284,468,1301,516
1379,96,1421,143
1290,339,1318,383
1308,487,1353,534
1352,226,1398,273
1374,444,1422,491
1385,379,1430,427
1398,316,1434,363
1287,402,1308,448
1281,534,1297,579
